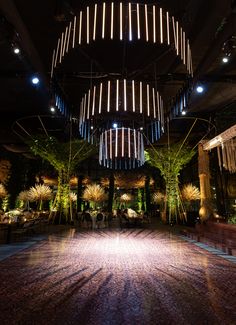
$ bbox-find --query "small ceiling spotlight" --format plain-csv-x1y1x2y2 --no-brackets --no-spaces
50,106,55,112
140,127,143,131
182,110,186,116
91,126,94,130
196,85,204,93
113,123,118,128
222,56,229,63
13,47,20,54
31,76,40,85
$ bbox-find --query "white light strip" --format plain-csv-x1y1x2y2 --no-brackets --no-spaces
176,21,179,55
128,3,132,41
92,86,96,115
122,127,124,157
66,22,72,52
102,2,106,39
134,129,137,158
166,11,170,45
152,87,156,118
59,32,64,63
115,128,118,157
145,4,149,42
72,16,76,48
99,134,102,162
107,80,111,112
105,131,108,160
110,129,112,159
160,8,163,44
137,4,140,39
180,27,183,60
54,38,60,67
153,6,156,43
79,98,84,129
99,83,103,114
128,128,131,158
157,91,160,120
172,16,177,52
138,131,140,160
140,82,143,114
147,84,150,116
79,11,82,44
132,80,135,112
93,4,97,41
50,50,55,78
124,79,127,111
63,27,68,57
120,3,123,40
83,94,87,123
87,89,91,119
183,31,186,64
116,79,119,111
87,7,90,44
111,2,114,39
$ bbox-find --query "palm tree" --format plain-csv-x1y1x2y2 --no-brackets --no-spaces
82,184,107,209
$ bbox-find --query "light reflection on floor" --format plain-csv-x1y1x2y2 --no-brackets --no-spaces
0,228,236,325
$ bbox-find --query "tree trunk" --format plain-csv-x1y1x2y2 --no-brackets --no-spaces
108,173,114,213
77,175,84,212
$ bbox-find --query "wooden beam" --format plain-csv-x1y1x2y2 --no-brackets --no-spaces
203,124,236,151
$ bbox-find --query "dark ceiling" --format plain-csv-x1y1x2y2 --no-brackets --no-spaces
0,0,236,146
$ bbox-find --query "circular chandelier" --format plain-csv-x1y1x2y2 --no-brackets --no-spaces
50,2,193,77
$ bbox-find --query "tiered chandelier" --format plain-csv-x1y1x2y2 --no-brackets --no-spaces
51,2,193,169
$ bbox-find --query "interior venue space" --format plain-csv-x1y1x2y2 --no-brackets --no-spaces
0,1,236,324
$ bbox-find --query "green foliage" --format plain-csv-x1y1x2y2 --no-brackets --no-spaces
228,214,236,225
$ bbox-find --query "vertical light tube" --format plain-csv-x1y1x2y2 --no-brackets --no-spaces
128,3,132,41
166,11,170,45
137,131,140,161
72,16,76,48
111,2,114,39
128,128,131,158
122,127,124,157
102,2,106,38
99,134,102,163
59,33,64,63
79,11,82,44
63,27,68,56
176,21,179,55
145,4,149,41
157,92,160,120
116,80,119,111
132,80,135,112
93,4,97,41
180,27,183,60
137,4,140,39
120,3,123,40
152,87,156,118
115,128,118,157
99,83,103,114
172,16,177,52
183,31,186,64
110,129,112,159
107,80,111,112
87,90,91,119
87,7,90,44
147,84,150,116
134,129,137,158
50,50,55,78
153,5,156,43
124,79,127,111
79,98,84,130
83,94,87,124
140,82,143,113
66,22,72,52
105,131,108,160
160,8,163,43
92,86,96,115
54,38,60,67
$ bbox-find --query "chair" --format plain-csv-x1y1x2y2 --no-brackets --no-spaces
84,212,92,229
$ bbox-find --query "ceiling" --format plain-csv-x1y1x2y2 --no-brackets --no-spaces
0,0,236,147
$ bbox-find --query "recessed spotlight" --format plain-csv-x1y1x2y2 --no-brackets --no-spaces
31,76,40,85
182,110,186,115
50,106,55,112
222,56,229,63
13,47,20,54
196,85,204,93
91,126,94,130
113,123,118,128
140,127,143,131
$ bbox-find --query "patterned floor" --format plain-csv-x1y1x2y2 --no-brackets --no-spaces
0,228,236,325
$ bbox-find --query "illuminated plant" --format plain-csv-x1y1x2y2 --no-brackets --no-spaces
82,184,107,209
0,184,8,199
28,184,53,211
152,191,165,204
181,184,200,201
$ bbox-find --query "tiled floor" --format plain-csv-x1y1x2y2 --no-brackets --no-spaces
0,228,236,325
